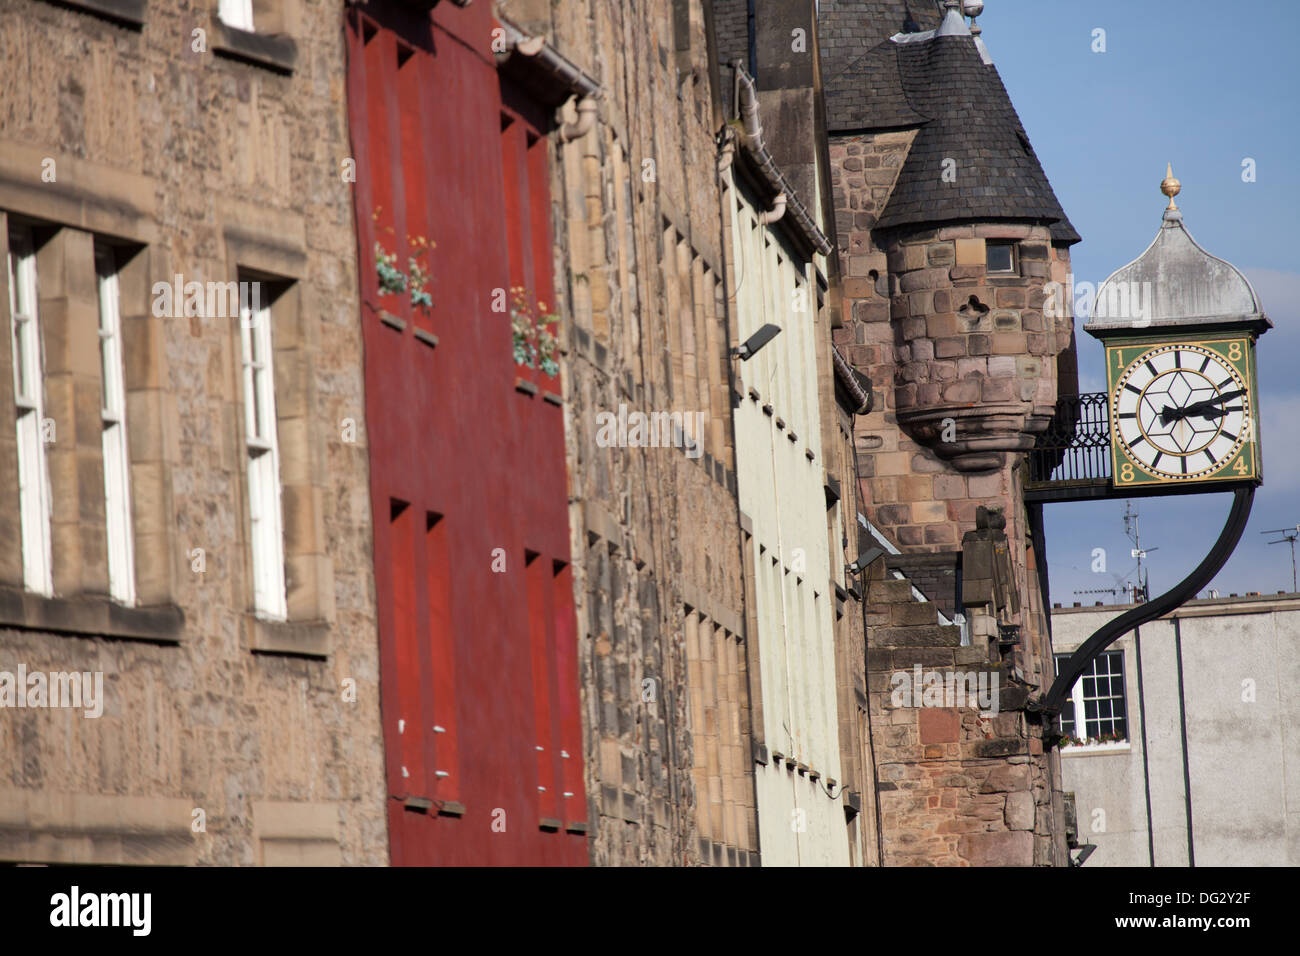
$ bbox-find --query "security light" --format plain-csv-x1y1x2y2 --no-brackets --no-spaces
731,323,781,360
847,545,885,575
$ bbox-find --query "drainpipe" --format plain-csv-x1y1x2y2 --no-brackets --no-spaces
494,15,602,139
730,62,832,256
561,95,598,142
736,65,764,149
1134,626,1157,867
717,127,736,173
1174,616,1196,866
832,346,873,415
758,193,786,225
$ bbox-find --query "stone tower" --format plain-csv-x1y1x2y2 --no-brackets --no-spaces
824,0,1078,864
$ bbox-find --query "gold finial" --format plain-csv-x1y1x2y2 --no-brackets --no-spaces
1161,162,1181,210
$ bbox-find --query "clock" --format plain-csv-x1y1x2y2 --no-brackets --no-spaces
1106,338,1259,488
1084,169,1270,495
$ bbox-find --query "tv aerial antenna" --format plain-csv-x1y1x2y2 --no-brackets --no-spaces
1123,501,1158,603
1072,586,1121,603
1261,524,1300,593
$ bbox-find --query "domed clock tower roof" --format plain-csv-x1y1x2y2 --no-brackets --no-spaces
1085,167,1270,338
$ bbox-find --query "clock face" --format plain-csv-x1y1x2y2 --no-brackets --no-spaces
1108,340,1257,485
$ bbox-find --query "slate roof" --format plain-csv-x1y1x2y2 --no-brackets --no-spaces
821,0,939,130
823,8,1080,243
826,40,927,129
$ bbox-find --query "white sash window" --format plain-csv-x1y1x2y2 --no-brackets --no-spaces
240,290,287,620
97,247,135,605
7,225,53,596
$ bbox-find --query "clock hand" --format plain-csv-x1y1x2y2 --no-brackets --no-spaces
1181,389,1247,419
1159,388,1247,426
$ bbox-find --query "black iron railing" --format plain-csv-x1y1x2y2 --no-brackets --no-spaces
1027,392,1111,486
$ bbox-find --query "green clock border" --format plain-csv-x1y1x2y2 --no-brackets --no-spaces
1104,335,1262,489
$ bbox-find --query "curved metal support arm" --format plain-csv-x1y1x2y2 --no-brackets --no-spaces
1032,485,1255,717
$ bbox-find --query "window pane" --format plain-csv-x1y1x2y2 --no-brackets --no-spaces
1077,650,1128,742
99,344,110,412
986,243,1014,272
240,292,285,621
12,316,26,400
9,241,32,402
8,237,30,315
9,228,53,596
6,247,16,315
97,250,135,605
1059,699,1075,737
251,367,265,439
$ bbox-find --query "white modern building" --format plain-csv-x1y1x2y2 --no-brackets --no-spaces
1051,592,1300,866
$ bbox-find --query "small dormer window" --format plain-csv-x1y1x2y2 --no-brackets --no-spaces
986,241,1018,275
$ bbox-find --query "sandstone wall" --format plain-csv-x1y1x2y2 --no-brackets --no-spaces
828,119,1074,864
0,0,386,865
528,0,752,865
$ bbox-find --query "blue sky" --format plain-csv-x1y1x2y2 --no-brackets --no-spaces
975,0,1300,603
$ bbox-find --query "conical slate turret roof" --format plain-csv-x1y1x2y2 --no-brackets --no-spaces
825,5,1078,242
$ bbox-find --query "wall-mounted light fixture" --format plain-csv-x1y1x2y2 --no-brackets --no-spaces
847,545,885,575
731,323,781,360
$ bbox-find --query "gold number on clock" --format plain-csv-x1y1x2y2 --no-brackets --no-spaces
1120,462,1135,482
1233,455,1249,476
1115,349,1124,369
1228,342,1242,362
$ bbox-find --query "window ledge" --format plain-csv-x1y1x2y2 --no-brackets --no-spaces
211,21,298,75
248,616,331,659
1060,742,1132,757
0,586,184,644
40,0,145,29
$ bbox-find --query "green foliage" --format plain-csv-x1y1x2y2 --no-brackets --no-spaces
372,209,434,313
510,286,559,378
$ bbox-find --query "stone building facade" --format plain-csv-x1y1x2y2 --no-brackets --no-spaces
2,0,1089,868
499,0,750,865
715,0,881,866
819,0,1079,864
722,85,854,867
502,0,878,866
0,0,386,864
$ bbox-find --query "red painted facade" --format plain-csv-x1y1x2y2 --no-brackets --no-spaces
345,1,587,866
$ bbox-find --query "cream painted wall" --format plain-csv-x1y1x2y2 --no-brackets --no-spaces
727,171,850,866
1051,595,1300,866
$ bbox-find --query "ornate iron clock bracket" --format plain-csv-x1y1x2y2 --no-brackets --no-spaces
1029,485,1255,725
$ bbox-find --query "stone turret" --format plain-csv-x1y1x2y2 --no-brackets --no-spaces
868,2,1078,472
826,0,1078,865
885,222,1067,471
